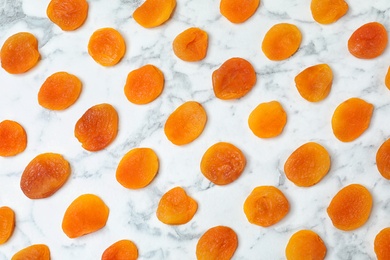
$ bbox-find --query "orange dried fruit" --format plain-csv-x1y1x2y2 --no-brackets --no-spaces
262,23,302,61
0,206,15,245
327,184,372,231
285,230,327,260
0,120,27,157
310,0,348,24
74,103,119,151
348,22,388,59
248,100,287,138
200,142,246,185
116,148,159,189
331,97,374,142
173,27,208,62
212,57,256,100
62,194,109,238
376,138,390,180
1,32,40,74
243,186,290,227
133,0,176,28
11,244,50,260
220,0,260,23
164,101,207,145
294,64,333,102
156,186,198,225
374,227,390,260
46,0,89,31
196,226,238,260
102,239,138,260
385,67,390,90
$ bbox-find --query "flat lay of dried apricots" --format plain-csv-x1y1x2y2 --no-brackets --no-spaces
310,0,348,24
220,0,260,23
173,27,208,62
376,138,390,179
374,227,390,260
0,206,15,245
102,239,138,260
285,230,327,260
11,244,50,260
46,0,88,31
385,67,390,90
133,0,176,28
0,120,27,157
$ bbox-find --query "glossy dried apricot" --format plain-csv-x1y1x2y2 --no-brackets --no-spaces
220,0,260,23
1,32,40,74
327,184,372,231
331,98,374,142
385,67,390,90
74,103,119,151
212,57,256,100
375,227,390,260
285,230,327,260
164,101,207,145
0,120,27,157
310,0,348,24
196,226,238,260
376,138,390,180
173,27,208,62
294,64,333,102
248,100,287,138
0,206,15,245
116,148,159,189
133,0,176,28
62,194,109,238
243,186,290,227
47,0,88,31
200,142,246,185
11,244,50,260
262,23,302,61
102,239,138,260
348,22,388,59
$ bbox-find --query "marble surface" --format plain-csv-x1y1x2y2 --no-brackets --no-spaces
1,0,390,259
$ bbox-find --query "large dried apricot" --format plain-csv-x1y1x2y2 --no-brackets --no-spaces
327,184,372,231
220,0,260,24
47,0,89,31
376,138,390,180
212,57,256,100
385,67,390,90
285,230,327,260
310,0,348,24
102,239,138,260
164,101,207,145
375,227,390,260
0,120,27,157
0,206,15,245
243,186,290,227
173,27,208,62
133,0,176,28
11,244,50,260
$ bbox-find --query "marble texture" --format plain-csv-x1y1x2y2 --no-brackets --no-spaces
1,0,390,259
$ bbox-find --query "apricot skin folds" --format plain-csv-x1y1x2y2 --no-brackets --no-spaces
0,206,15,245
376,138,390,180
133,0,176,28
310,0,348,24
220,0,260,24
46,0,89,31
11,244,50,260
173,27,208,62
0,120,27,157
285,230,327,260
102,239,138,260
375,227,390,260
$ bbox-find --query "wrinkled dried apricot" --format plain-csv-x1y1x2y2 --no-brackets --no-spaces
212,57,256,100
220,0,260,23
243,186,290,227
294,64,333,102
74,103,119,151
375,227,390,260
47,0,89,31
0,120,27,157
248,100,287,138
62,194,109,238
331,98,374,142
262,23,302,61
285,230,327,260
348,22,388,59
310,0,348,24
284,142,331,187
376,138,390,180
327,184,372,231
196,226,238,260
133,0,176,28
11,244,50,260
173,27,208,62
0,206,15,245
102,239,138,260
200,142,246,185
385,67,390,90
164,101,207,145
1,32,40,74
116,148,159,189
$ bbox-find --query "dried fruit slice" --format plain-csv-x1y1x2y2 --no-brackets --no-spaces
248,100,287,138
74,103,119,151
173,27,208,62
47,0,89,31
102,239,138,260
331,98,374,142
348,22,388,59
0,120,27,157
220,0,260,23
310,0,348,24
196,226,238,260
285,230,327,260
262,23,302,61
385,67,390,90
62,194,109,238
327,184,372,231
0,206,15,245
212,57,256,100
133,0,176,28
376,138,390,180
164,101,207,145
243,186,290,227
1,32,40,74
11,244,50,260
200,142,246,185
375,227,390,260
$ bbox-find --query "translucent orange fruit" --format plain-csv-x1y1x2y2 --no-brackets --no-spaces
310,0,348,24
0,120,27,157
220,0,260,24
47,0,89,31
102,239,138,260
173,27,208,62
133,0,176,28
0,206,15,245
375,227,390,260
376,138,390,180
385,67,390,90
285,230,327,260
11,244,50,260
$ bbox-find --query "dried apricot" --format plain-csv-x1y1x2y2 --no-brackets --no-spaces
102,239,138,260
285,230,327,260
220,0,260,23
173,27,208,62
262,23,302,61
116,148,159,189
375,227,390,260
1,32,40,74
196,226,238,260
124,64,164,105
47,0,89,31
0,206,15,245
74,103,119,151
331,98,374,142
133,0,176,28
248,100,287,138
348,22,388,59
310,0,348,24
376,138,390,180
62,194,109,238
327,184,372,231
385,67,390,90
0,120,27,157
164,101,207,145
243,186,290,227
294,64,333,102
11,244,50,260
200,142,246,185
212,57,256,100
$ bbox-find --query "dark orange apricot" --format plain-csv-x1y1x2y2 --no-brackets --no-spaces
173,27,208,61
0,206,15,245
11,244,50,260
376,138,390,180
102,239,138,260
285,230,327,260
220,0,260,24
133,0,176,28
0,120,27,157
385,67,390,90
310,0,348,24
47,0,89,31
375,227,390,260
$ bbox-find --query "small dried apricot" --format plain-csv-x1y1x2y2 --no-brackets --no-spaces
327,184,372,231
220,0,260,23
376,138,390,180
375,227,390,260
102,239,138,260
212,57,256,100
173,27,208,62
11,244,50,260
0,120,27,157
285,230,327,260
385,67,390,90
47,0,89,31
0,206,15,245
133,0,176,28
310,0,348,24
